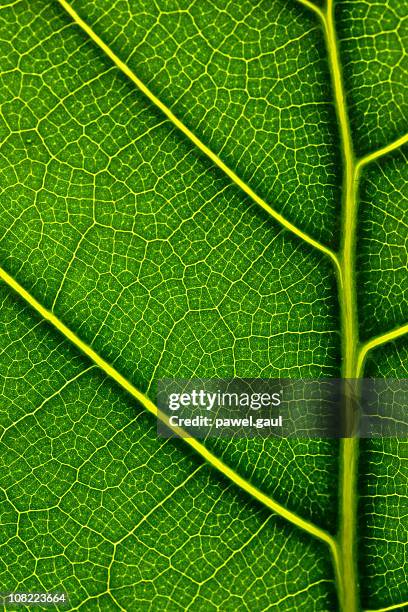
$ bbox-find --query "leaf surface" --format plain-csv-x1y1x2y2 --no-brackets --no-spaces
0,0,407,610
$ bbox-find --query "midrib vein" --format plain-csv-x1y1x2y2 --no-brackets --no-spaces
56,0,340,273
323,0,408,604
319,0,407,608
0,265,337,556
322,2,360,612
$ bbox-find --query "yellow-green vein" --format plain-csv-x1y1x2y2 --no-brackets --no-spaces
357,323,408,377
365,602,408,612
321,1,360,611
357,132,408,171
0,265,339,568
297,0,325,21
299,2,407,610
56,0,340,275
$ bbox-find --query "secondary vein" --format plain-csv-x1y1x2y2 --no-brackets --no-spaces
365,602,408,612
297,0,325,21
0,264,337,555
357,323,408,377
357,132,408,170
56,0,340,273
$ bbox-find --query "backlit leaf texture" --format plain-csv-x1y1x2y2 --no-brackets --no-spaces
0,0,407,610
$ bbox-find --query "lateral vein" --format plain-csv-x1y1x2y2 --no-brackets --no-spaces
0,264,337,553
296,0,325,21
357,133,408,170
365,603,408,612
357,323,408,377
56,0,340,273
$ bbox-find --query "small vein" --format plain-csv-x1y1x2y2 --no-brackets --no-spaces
0,365,96,443
55,0,340,274
0,263,337,555
51,223,95,311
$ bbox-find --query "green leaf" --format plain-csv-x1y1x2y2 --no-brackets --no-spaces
0,0,406,610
